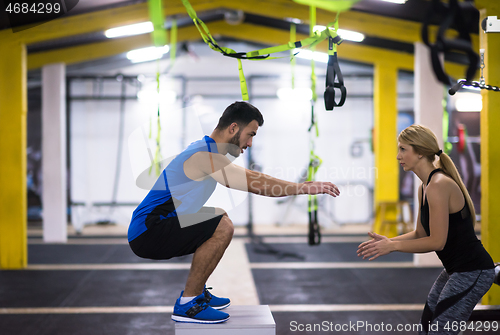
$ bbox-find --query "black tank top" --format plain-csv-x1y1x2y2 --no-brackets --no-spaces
420,169,494,273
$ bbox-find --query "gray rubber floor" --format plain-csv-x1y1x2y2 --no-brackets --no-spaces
0,314,175,335
246,241,413,263
252,267,443,305
1,236,497,335
28,243,193,264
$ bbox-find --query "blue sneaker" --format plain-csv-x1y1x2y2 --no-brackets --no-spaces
204,286,231,310
171,292,230,324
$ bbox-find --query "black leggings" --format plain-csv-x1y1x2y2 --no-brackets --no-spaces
420,268,495,335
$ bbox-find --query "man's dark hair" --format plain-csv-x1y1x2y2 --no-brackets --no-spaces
215,101,264,131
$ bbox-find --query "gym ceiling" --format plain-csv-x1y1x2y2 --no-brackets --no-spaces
0,0,480,77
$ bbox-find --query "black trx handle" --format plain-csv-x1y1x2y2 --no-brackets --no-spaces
324,52,347,110
449,80,500,95
308,103,316,132
208,41,271,60
421,0,479,86
324,38,347,110
308,196,321,246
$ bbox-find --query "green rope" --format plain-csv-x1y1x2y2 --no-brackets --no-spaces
442,95,452,154
170,18,177,66
310,6,318,104
149,66,163,176
147,0,168,176
148,0,167,47
308,6,321,218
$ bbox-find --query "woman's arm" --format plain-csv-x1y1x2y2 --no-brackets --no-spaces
358,183,449,260
390,185,427,241
390,230,419,241
393,184,449,252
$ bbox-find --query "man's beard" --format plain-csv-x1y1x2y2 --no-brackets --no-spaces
227,129,242,157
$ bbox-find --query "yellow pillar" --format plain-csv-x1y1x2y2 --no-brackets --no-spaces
478,2,500,305
0,38,28,269
373,62,399,237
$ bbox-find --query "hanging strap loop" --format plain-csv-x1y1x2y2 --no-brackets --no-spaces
324,50,346,110
421,0,479,86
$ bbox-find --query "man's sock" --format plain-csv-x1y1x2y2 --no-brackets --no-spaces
180,296,196,305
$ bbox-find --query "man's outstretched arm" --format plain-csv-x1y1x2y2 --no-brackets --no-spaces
194,152,339,198
246,168,340,197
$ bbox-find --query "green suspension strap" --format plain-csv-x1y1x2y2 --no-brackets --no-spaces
293,0,360,13
290,22,296,90
307,5,322,246
442,95,452,155
148,0,167,47
307,151,322,245
147,0,168,176
310,6,318,110
149,18,178,176
149,62,164,176
180,0,342,101
170,18,177,66
324,13,347,110
294,0,354,110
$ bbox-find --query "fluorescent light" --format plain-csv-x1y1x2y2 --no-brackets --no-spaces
294,49,329,63
455,93,482,112
127,46,170,63
277,87,313,101
105,21,154,38
313,25,365,42
337,29,365,42
379,0,408,4
285,17,302,24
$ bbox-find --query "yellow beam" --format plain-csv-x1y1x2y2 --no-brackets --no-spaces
1,0,475,78
0,0,217,45
27,25,202,70
219,0,478,51
0,39,27,269
0,0,478,51
373,62,399,237
27,19,471,79
478,3,500,305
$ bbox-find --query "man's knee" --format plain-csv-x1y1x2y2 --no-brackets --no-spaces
214,207,227,216
217,215,234,240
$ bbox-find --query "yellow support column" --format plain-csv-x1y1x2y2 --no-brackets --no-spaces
373,62,399,237
478,2,500,305
0,38,28,269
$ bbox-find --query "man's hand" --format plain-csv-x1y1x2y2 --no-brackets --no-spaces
300,181,340,197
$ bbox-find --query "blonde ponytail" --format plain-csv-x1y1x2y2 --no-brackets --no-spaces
398,125,477,227
437,152,477,227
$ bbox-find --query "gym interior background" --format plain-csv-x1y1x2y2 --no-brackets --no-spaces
0,0,499,334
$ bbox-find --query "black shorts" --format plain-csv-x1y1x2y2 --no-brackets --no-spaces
129,207,223,260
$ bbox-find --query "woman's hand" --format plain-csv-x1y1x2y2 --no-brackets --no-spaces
357,232,394,261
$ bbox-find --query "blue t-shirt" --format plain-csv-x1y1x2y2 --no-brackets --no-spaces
128,136,218,242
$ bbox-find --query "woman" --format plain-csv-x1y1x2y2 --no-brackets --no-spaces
357,124,495,335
